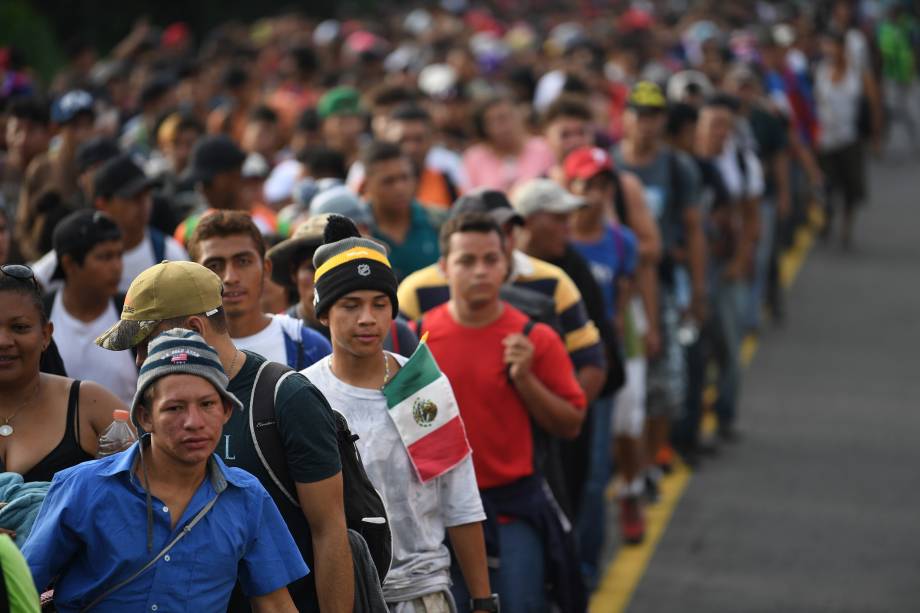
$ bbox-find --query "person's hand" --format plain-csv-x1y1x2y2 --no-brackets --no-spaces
690,293,709,324
644,324,662,358
722,259,745,282
503,333,534,382
777,192,792,221
613,312,625,340
0,527,16,539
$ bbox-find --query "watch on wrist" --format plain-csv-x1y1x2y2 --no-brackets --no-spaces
470,594,500,612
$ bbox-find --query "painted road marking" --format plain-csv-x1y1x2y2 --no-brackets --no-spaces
589,219,819,613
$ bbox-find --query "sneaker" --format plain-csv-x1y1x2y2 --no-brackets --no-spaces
655,445,675,473
643,472,660,504
619,496,646,545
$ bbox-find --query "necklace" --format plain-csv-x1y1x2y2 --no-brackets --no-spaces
0,380,40,437
328,352,391,389
381,352,391,388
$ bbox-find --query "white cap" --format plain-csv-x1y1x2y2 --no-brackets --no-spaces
511,179,586,218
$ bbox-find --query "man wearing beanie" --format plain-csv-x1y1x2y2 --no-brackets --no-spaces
303,215,494,613
24,329,306,612
95,260,354,613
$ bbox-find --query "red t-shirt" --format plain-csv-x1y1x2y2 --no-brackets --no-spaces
423,302,586,489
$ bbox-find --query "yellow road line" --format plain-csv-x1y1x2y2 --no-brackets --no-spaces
590,219,818,613
589,460,691,611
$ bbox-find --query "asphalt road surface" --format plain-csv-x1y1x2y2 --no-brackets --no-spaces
627,159,920,613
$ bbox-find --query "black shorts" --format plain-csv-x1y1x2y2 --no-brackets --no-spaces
820,141,866,209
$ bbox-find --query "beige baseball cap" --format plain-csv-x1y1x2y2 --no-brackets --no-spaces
95,261,223,351
511,178,586,218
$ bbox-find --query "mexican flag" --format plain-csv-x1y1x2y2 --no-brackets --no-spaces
382,333,471,483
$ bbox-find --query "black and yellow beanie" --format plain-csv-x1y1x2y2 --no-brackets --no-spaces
312,215,399,318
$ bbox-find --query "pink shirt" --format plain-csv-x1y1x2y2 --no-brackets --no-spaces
462,136,556,192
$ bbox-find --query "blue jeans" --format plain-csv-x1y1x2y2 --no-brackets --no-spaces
710,276,747,428
745,201,776,331
451,520,548,613
576,395,615,585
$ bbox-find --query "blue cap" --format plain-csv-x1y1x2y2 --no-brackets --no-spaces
51,90,95,124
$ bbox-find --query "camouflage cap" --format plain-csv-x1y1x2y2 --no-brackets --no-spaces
95,261,223,351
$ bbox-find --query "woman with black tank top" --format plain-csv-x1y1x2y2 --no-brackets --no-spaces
0,265,123,486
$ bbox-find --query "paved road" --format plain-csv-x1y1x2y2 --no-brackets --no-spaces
627,160,920,613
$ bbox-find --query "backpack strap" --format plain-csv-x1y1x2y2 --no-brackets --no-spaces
610,169,629,228
149,227,167,263
522,320,536,337
249,360,300,507
389,320,401,355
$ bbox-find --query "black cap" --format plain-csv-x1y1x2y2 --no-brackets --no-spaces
451,189,524,227
139,72,176,107
51,210,122,280
93,154,154,200
76,137,121,174
183,135,246,183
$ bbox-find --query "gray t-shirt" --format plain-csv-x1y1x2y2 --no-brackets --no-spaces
612,146,701,252
303,354,485,602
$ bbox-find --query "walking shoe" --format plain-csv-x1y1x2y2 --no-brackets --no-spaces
619,496,646,545
655,444,675,473
643,471,661,504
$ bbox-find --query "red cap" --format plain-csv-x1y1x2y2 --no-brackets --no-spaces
563,147,615,182
161,23,190,49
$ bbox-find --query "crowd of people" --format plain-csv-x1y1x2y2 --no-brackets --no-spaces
0,0,916,610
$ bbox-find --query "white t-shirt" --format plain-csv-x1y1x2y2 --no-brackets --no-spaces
50,292,138,406
815,61,863,151
233,314,297,366
31,229,188,294
303,354,485,602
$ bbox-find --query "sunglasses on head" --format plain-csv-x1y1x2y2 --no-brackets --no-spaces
1,264,40,289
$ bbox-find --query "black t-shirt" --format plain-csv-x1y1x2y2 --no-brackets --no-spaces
221,351,341,612
748,107,789,197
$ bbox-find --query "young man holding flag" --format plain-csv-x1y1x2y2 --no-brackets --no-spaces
302,216,496,613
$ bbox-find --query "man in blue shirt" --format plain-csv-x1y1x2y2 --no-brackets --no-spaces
23,329,306,612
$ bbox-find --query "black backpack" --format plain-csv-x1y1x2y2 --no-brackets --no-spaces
250,360,393,582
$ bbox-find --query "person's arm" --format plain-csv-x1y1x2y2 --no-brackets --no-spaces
682,205,708,322
278,382,353,612
576,366,606,404
21,474,83,591
862,69,884,152
250,588,298,613
634,260,659,357
78,380,129,455
296,475,354,613
620,172,662,264
773,149,792,220
447,523,492,607
504,333,585,439
726,152,763,281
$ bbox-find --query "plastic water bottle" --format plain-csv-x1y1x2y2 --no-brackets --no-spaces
96,410,137,458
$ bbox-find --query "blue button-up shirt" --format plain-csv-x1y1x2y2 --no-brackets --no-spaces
23,442,308,612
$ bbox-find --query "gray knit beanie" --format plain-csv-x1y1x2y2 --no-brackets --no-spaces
130,328,243,428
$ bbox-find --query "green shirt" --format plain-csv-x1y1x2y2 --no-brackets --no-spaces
371,200,445,281
220,351,341,612
0,534,40,613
